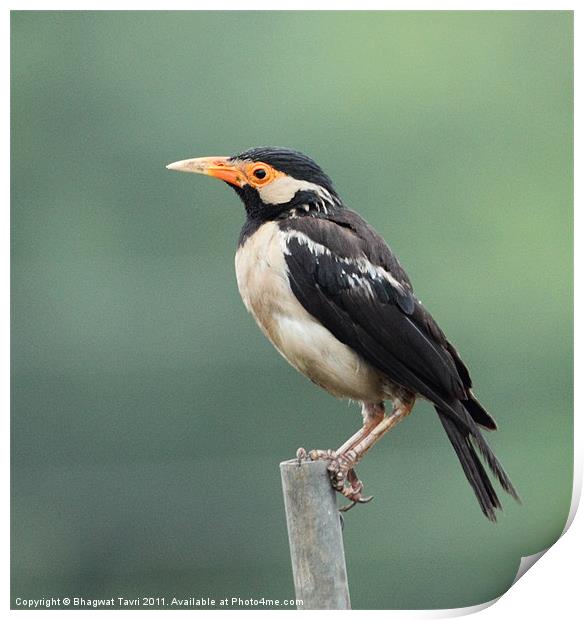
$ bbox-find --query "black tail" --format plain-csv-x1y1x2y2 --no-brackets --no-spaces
436,404,519,521
462,395,498,431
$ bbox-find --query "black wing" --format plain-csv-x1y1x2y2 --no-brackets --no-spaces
279,211,518,519
280,212,470,419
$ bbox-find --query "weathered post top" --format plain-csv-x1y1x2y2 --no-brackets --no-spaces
280,458,351,610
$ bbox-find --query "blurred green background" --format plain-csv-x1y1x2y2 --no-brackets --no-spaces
11,11,572,610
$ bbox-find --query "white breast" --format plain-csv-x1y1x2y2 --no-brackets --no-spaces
234,221,385,402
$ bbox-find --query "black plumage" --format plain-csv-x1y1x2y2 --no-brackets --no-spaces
233,146,338,196
167,145,519,520
281,212,518,519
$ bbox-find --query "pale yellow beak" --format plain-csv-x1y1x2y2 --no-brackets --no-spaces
166,156,246,187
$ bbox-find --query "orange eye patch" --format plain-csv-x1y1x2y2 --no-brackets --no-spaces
245,162,281,187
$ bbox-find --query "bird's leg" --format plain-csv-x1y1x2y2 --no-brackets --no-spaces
305,402,385,509
349,398,414,462
310,398,415,510
333,398,415,509
338,402,386,454
307,402,385,462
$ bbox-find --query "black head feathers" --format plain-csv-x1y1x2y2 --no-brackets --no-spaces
232,146,337,196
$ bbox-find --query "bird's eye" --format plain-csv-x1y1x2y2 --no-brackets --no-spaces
247,163,274,186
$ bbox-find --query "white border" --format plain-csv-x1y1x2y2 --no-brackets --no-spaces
2,2,581,9
5,3,578,617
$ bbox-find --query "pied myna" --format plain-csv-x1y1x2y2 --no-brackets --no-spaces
167,146,519,519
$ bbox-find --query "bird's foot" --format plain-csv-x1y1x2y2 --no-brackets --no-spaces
308,448,373,512
296,446,335,464
295,447,308,465
307,448,337,461
329,455,374,512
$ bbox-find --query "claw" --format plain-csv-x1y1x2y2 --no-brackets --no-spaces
296,447,308,465
339,494,374,512
309,448,336,461
304,446,373,512
339,500,356,513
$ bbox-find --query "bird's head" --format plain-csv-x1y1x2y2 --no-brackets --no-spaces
166,146,341,220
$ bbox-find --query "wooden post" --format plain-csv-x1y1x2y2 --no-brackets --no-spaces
280,458,351,610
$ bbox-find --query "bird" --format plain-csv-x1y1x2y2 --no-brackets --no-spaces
166,146,519,520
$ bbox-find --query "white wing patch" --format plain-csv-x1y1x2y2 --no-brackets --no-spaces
234,221,387,402
280,229,409,298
